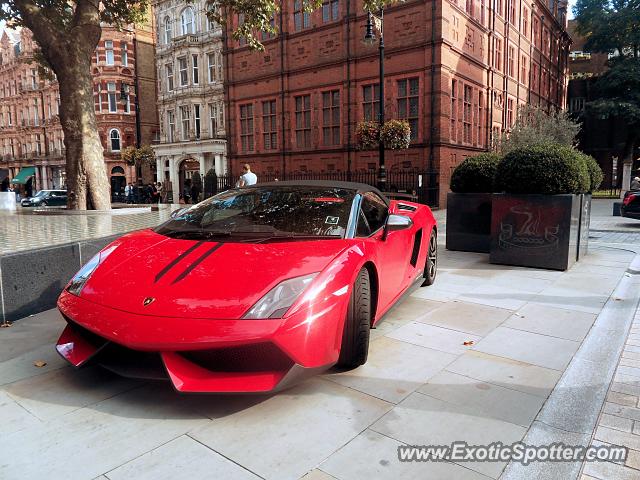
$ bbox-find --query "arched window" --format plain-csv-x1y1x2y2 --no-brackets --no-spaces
109,129,121,152
164,17,172,44
181,7,195,35
111,166,125,175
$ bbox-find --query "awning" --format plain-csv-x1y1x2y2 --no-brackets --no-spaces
10,166,35,184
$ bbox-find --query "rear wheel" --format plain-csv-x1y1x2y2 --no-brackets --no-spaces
422,229,437,286
337,268,371,369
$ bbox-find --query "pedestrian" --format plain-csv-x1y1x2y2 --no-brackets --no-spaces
631,177,640,191
236,163,257,187
156,182,164,203
190,181,200,204
125,182,134,204
182,182,191,204
0,177,9,192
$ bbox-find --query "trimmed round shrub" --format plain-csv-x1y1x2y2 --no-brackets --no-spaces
450,153,501,193
580,153,604,192
495,144,591,195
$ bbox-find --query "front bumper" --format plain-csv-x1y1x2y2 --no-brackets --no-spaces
56,290,345,393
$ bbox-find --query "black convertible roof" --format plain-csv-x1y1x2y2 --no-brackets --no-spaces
246,180,386,196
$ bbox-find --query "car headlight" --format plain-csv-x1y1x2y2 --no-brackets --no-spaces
66,245,118,296
243,273,318,319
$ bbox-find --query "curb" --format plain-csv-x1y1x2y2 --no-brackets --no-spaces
500,252,640,480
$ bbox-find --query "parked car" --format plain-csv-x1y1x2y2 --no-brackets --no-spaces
56,181,438,393
21,189,67,207
621,191,640,220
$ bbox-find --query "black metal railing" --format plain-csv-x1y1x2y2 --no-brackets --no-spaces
204,170,440,207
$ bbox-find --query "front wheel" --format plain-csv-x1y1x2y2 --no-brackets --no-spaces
337,268,371,369
422,229,437,286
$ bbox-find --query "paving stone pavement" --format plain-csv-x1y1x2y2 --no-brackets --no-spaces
1,239,638,480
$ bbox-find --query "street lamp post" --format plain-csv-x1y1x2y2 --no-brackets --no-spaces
364,9,386,192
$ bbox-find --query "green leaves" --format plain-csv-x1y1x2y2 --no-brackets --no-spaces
450,153,501,193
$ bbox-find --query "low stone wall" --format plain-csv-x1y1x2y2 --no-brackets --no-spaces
0,234,121,323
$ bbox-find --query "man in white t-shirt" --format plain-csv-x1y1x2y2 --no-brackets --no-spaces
237,163,257,187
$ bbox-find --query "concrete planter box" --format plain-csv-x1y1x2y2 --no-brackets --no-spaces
446,192,492,253
490,193,582,271
577,194,592,261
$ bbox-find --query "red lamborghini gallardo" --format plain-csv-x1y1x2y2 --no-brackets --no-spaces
56,181,438,393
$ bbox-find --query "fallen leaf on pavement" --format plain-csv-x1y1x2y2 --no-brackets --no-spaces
33,361,47,368
463,341,475,346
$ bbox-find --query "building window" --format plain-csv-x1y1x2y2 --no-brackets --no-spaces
507,98,514,127
322,90,340,145
451,79,457,143
295,94,311,148
166,63,174,91
194,104,201,139
569,97,585,113
532,63,538,91
109,129,121,151
164,17,172,44
179,57,188,86
522,7,529,38
508,45,515,78
463,85,472,144
509,0,516,25
478,91,484,147
167,110,175,142
209,103,218,136
362,84,380,121
240,103,254,152
261,15,276,40
207,52,217,82
494,37,502,71
521,55,528,83
121,42,128,66
397,77,419,140
192,54,199,85
180,105,190,140
496,0,503,16
322,0,339,22
533,18,539,47
105,40,114,65
262,100,277,149
107,82,117,112
31,68,37,88
181,7,195,35
294,0,311,31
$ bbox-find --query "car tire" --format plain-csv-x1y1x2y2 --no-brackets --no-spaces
422,229,437,286
337,267,371,369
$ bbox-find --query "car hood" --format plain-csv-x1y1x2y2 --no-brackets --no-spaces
80,229,349,319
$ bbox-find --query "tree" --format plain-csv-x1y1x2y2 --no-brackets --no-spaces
3,0,386,209
574,0,640,192
121,144,156,168
493,105,581,155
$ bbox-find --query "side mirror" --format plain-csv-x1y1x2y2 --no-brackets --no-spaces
385,214,413,233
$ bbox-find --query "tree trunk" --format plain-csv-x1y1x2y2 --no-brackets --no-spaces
18,0,110,210
620,133,638,199
57,55,111,210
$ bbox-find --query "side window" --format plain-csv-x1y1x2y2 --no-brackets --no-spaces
356,209,371,237
361,192,388,233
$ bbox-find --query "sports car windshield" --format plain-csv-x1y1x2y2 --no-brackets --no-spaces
154,186,356,241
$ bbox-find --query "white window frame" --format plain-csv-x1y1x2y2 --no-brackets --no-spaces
179,57,188,86
194,104,201,139
192,54,199,85
109,128,121,152
107,82,117,113
209,103,217,136
180,105,190,140
164,17,172,44
167,110,175,142
121,41,128,66
96,83,102,112
105,40,114,66
207,53,216,83
166,63,174,91
181,7,195,35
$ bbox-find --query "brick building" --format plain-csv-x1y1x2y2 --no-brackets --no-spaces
0,21,159,198
225,0,570,206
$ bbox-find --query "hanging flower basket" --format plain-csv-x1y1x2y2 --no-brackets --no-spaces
355,121,380,150
381,120,411,150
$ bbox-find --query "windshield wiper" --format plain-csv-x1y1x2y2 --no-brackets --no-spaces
253,234,342,243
